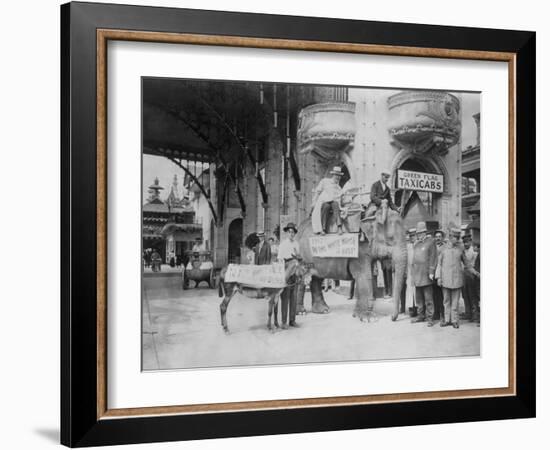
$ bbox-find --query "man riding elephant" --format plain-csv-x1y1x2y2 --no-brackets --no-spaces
365,169,402,219
311,166,345,235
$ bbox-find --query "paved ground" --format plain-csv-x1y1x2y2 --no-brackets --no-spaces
143,264,183,276
142,276,480,370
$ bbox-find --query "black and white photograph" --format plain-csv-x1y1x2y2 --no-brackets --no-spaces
0,0,541,447
141,79,482,370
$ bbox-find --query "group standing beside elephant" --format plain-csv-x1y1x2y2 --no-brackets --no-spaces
219,166,481,332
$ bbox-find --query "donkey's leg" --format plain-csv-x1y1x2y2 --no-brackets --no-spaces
295,282,306,315
273,293,280,329
219,283,236,333
267,294,275,332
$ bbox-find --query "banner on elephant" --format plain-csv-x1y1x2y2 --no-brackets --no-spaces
309,233,359,258
225,262,286,287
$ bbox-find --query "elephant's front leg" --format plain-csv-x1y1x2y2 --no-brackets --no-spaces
350,255,375,322
310,276,330,314
219,286,235,333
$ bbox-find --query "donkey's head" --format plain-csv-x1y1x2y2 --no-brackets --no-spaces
285,258,313,286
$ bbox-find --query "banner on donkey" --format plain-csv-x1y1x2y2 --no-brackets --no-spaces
225,262,286,287
309,233,359,258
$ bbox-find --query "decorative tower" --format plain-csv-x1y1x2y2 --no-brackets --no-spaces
166,174,181,207
147,177,164,203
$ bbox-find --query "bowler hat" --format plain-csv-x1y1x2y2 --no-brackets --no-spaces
256,231,265,237
283,222,298,233
416,221,427,233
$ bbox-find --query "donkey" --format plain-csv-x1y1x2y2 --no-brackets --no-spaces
218,259,312,333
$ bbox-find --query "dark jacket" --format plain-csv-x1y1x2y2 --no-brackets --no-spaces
473,249,480,278
254,240,272,265
411,236,437,287
369,180,398,211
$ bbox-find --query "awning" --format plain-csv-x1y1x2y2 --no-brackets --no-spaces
160,222,203,236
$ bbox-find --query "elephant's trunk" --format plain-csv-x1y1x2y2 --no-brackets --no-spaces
352,255,375,321
391,243,408,320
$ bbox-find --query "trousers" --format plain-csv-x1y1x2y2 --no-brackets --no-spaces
471,276,480,322
433,284,443,320
415,285,434,321
443,287,461,324
281,283,298,325
320,201,341,233
462,272,477,319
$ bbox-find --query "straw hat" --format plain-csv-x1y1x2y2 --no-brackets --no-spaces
416,221,428,233
329,166,344,176
450,227,461,238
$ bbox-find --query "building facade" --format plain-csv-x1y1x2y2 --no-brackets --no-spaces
209,87,466,267
143,80,476,268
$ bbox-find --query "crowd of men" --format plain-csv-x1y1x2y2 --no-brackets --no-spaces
406,222,480,329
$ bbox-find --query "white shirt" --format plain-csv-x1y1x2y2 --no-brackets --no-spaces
277,238,301,261
314,178,342,203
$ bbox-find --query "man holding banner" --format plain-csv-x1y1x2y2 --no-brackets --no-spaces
278,222,301,328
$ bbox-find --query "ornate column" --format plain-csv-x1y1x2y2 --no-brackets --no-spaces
387,91,461,155
297,102,356,184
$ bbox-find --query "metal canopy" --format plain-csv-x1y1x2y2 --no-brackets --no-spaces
143,78,273,162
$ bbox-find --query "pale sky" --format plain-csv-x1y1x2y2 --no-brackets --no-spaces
143,89,480,202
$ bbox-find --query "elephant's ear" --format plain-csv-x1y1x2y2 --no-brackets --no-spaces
359,219,374,241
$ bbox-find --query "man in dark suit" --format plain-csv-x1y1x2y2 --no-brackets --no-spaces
369,170,401,212
254,231,272,265
411,221,437,326
365,170,401,218
471,242,481,326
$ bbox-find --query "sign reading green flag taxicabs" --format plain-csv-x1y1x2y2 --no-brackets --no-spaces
397,169,444,193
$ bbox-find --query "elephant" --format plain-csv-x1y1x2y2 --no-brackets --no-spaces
295,201,408,322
